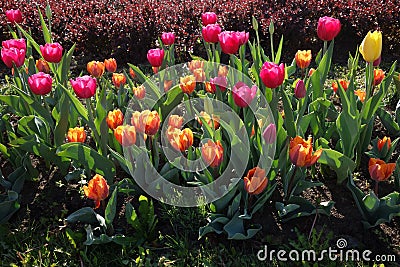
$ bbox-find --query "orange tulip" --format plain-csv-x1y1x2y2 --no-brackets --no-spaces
308,68,316,76
87,61,105,78
140,110,160,136
36,59,50,74
197,111,220,129
104,58,117,73
112,73,126,88
129,68,136,79
114,125,136,146
67,127,86,143
332,79,349,93
289,136,322,167
106,109,124,130
368,158,396,182
168,115,184,129
201,140,224,168
354,90,366,103
295,50,312,69
133,85,146,99
193,68,206,82
377,136,391,151
83,174,109,209
131,111,145,133
166,126,193,152
243,167,268,195
373,69,385,86
180,75,196,94
188,60,204,73
164,79,173,92
218,65,228,77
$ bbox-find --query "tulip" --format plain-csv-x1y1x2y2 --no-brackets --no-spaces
260,62,285,89
166,126,194,152
147,49,164,68
70,75,97,99
332,79,349,93
202,24,221,43
131,111,145,133
106,109,124,130
359,31,382,63
83,174,109,209
218,65,228,77
104,58,117,72
201,12,217,26
377,136,391,152
168,115,184,129
295,50,312,69
262,123,276,144
129,68,136,79
373,69,385,86
354,90,366,102
188,60,204,73
114,125,136,147
317,16,341,41
218,31,240,55
209,76,227,93
36,59,50,73
308,68,316,76
3,39,26,50
368,158,396,182
1,47,26,68
164,79,173,92
294,79,306,99
112,73,126,88
28,72,53,95
87,61,105,78
289,136,322,167
373,56,381,67
6,9,23,24
161,32,175,46
140,110,160,136
67,127,86,143
193,68,206,82
180,75,196,95
232,82,257,108
197,111,220,129
202,140,224,168
243,167,268,195
133,85,146,99
40,43,63,63
236,31,249,45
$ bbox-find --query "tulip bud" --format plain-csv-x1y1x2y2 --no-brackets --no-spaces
67,127,86,143
260,62,285,89
83,174,109,209
295,50,312,69
6,9,23,24
354,90,366,103
180,75,196,95
104,58,117,73
244,167,268,195
40,43,63,63
377,136,391,152
202,24,221,43
218,31,240,55
36,59,50,73
70,76,97,99
129,68,136,79
28,72,53,95
294,79,306,98
201,12,217,26
87,61,105,78
112,73,126,88
147,49,164,68
359,31,382,63
232,82,257,108
262,123,276,144
269,20,274,35
308,68,316,77
161,32,175,46
317,16,341,41
373,69,385,86
106,109,124,130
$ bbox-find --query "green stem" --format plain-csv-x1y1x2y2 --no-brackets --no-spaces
270,32,275,62
286,165,298,200
86,98,101,152
323,41,327,55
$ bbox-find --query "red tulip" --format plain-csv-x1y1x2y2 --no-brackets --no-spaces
40,43,63,63
369,158,396,182
6,9,23,24
218,31,240,55
1,39,26,68
161,32,175,46
260,62,285,89
201,12,217,26
202,24,221,43
232,82,257,108
70,75,97,99
210,76,227,93
104,58,117,73
28,72,53,95
2,39,26,51
236,31,249,45
147,49,164,67
294,79,306,99
373,69,385,86
317,16,341,41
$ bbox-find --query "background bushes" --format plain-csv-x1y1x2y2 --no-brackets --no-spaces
1,0,399,70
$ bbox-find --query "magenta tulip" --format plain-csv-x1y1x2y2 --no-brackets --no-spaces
70,76,97,99
236,31,249,45
201,12,217,26
1,39,26,68
202,24,221,43
232,82,257,108
210,76,227,93
6,9,23,24
147,49,164,68
294,79,306,99
218,31,240,55
2,39,26,51
260,62,285,89
262,123,276,144
40,43,63,63
28,72,53,95
317,16,341,41
161,32,175,46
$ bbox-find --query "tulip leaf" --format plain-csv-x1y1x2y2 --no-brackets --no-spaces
280,88,296,138
274,36,284,64
17,115,50,143
127,63,161,100
59,44,76,85
66,207,106,229
0,190,20,224
53,93,70,147
61,85,89,122
377,107,400,137
37,6,52,44
105,186,118,225
318,149,356,183
15,25,41,55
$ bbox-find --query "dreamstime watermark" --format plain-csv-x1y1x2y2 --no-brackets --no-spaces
257,238,397,262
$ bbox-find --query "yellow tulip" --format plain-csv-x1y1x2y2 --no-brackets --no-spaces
359,31,382,62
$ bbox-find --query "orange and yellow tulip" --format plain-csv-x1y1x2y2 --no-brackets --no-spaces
112,73,126,88
104,58,117,73
218,65,228,77
67,127,86,143
377,136,391,151
289,136,322,167
332,79,349,93
133,85,146,99
106,109,124,130
193,68,206,82
168,115,184,129
354,90,366,102
140,110,160,136
188,60,204,73
129,68,136,79
87,61,105,78
201,140,224,168
373,69,385,86
83,174,109,209
368,158,396,182
166,126,194,152
36,59,50,74
114,125,136,146
295,50,312,69
243,167,268,195
180,75,196,94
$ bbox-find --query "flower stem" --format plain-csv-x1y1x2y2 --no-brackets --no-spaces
286,165,298,200
86,98,101,152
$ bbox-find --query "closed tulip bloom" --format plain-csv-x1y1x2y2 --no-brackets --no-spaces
114,125,136,147
67,127,86,143
188,60,204,73
36,59,50,73
87,61,105,78
161,32,175,46
167,126,194,152
131,111,145,133
295,50,312,69
377,136,391,152
262,123,276,144
201,12,217,26
180,75,196,94
232,82,257,108
28,72,52,95
193,68,206,82
359,31,382,63
1,47,26,68
140,110,160,136
368,158,396,182
83,174,109,209
332,79,349,93
218,65,228,77
106,109,124,130
104,58,117,72
209,76,227,93
317,16,341,41
218,31,240,55
202,24,221,43
168,115,184,129
133,85,146,99
2,39,26,50
294,79,306,99
373,69,385,86
289,136,322,167
260,62,285,89
147,49,164,67
354,90,366,103
244,167,268,195
129,68,136,79
202,140,224,168
112,73,126,88
40,43,63,63
70,75,97,99
197,111,220,129
236,31,249,45
6,9,23,24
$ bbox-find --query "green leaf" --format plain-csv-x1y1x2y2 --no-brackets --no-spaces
66,207,106,229
105,186,118,225
61,85,89,122
318,149,356,183
59,44,76,85
17,115,50,143
38,6,52,43
0,190,20,224
54,93,70,147
280,88,296,138
274,36,284,64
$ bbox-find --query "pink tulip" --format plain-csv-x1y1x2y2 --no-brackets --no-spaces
6,9,23,24
161,32,175,46
202,24,221,43
260,62,285,89
1,39,26,68
236,31,249,45
210,76,227,93
70,76,97,99
232,82,257,108
147,49,164,67
294,79,306,99
262,123,276,144
2,39,26,51
317,16,341,41
201,12,217,26
28,72,53,95
218,31,240,55
40,43,63,63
